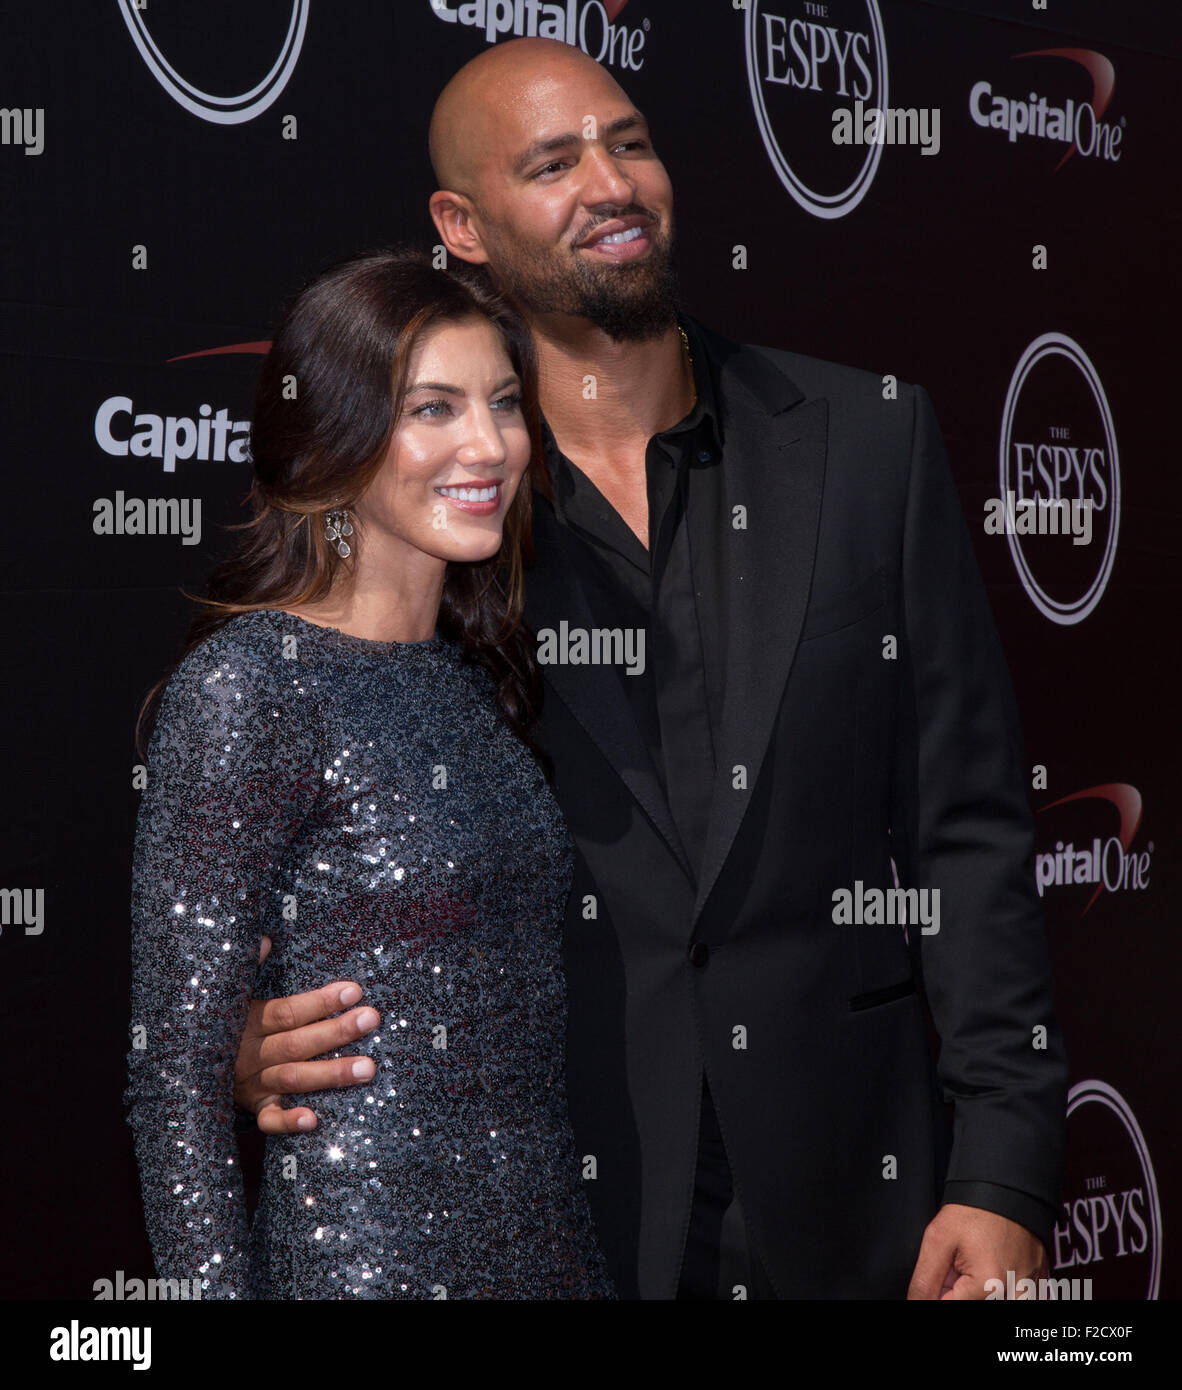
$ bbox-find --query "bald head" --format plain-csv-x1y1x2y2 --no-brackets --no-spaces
426,37,677,340
429,38,630,199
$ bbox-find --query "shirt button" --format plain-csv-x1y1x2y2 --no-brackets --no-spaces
688,941,709,967
697,449,712,463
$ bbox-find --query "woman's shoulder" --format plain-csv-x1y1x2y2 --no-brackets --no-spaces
140,611,326,821
171,609,295,680
158,610,322,730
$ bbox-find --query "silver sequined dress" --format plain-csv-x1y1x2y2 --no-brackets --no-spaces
124,609,615,1299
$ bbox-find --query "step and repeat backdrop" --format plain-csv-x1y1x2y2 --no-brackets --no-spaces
1,0,1178,1300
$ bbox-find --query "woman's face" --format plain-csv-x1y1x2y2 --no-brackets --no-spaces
351,316,532,572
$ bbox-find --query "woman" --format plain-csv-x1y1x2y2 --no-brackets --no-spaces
124,247,615,1300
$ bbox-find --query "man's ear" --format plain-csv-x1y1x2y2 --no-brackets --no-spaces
429,190,489,266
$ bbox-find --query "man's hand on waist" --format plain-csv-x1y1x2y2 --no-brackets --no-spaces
234,935,380,1134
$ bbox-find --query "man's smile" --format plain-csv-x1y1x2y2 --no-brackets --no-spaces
577,215,654,259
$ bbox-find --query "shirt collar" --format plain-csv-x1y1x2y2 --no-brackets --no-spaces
676,315,722,452
541,317,722,498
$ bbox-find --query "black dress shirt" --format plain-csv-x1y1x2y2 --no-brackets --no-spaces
540,320,761,1298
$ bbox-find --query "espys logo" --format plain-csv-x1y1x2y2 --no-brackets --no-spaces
430,0,649,72
970,49,1123,169
118,0,309,125
1054,1080,1161,1300
999,333,1119,625
745,0,888,219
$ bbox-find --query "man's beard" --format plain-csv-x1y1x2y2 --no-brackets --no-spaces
482,212,681,342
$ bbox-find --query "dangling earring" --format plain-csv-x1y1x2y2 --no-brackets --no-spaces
324,508,354,558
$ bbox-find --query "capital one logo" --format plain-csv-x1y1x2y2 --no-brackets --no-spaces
999,333,1119,625
1035,782,1151,916
744,0,887,219
118,0,309,125
1054,1080,1161,1300
430,0,648,72
969,49,1124,170
90,336,271,474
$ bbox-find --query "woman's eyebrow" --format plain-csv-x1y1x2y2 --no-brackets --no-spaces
406,375,520,396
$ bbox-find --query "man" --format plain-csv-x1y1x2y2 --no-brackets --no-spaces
232,38,1068,1300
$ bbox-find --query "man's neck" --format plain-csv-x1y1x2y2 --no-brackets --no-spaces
530,315,695,467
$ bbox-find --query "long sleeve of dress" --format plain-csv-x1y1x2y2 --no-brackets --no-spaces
124,627,323,1298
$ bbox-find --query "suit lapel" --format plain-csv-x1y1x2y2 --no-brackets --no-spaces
523,496,695,884
687,329,828,931
521,324,828,915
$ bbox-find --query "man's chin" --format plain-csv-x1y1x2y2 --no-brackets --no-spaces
562,260,673,336
577,286,680,342
586,313,676,343
488,253,680,340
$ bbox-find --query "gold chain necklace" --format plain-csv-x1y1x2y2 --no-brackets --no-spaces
678,323,698,411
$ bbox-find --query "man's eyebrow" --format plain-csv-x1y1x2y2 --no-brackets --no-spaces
511,111,649,175
406,375,520,397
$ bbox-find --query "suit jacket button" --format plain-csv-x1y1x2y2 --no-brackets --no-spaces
688,941,709,967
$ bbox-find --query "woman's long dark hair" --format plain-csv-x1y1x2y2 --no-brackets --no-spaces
136,246,552,771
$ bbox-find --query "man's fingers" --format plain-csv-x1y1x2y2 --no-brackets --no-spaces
255,1005,380,1070
257,1053,377,1102
256,981,368,1037
240,979,380,1135
907,1228,957,1300
251,1051,377,1134
939,1276,978,1300
254,1097,318,1136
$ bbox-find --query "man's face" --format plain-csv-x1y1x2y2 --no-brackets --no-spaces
466,66,679,340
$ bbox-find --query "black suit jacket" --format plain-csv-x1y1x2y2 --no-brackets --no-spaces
522,320,1069,1299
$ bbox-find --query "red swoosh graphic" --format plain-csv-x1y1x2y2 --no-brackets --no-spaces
1013,48,1116,171
168,340,272,362
1038,781,1141,914
603,0,630,18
